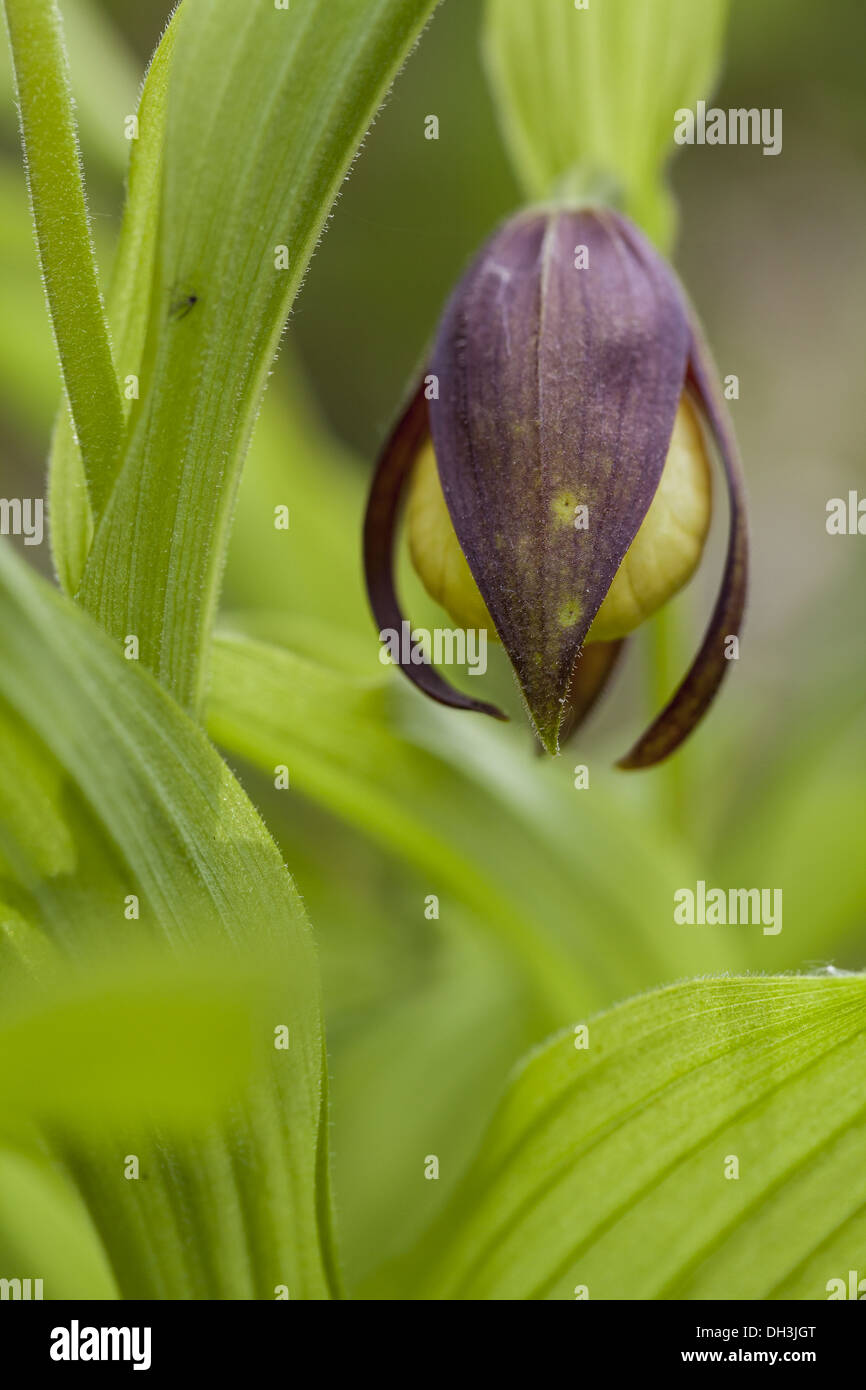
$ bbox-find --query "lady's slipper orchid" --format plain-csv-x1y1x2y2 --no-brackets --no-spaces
363,207,748,766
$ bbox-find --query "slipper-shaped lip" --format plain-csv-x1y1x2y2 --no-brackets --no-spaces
617,320,749,768
362,378,507,720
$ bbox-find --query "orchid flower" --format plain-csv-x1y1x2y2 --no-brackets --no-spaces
364,207,748,765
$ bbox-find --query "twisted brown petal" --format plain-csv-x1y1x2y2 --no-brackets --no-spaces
618,324,749,769
363,381,507,720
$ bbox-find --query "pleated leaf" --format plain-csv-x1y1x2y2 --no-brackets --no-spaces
397,976,866,1299
74,0,441,712
0,545,333,1299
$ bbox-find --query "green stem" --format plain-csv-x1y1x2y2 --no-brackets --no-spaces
2,0,124,516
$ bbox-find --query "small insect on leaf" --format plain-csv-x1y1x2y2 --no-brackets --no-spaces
169,290,199,322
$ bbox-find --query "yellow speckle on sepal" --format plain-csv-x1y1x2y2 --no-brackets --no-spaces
557,597,582,629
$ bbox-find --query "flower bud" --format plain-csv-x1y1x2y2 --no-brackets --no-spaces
407,394,712,645
364,207,747,765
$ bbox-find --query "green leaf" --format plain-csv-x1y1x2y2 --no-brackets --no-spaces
0,703,74,881
76,0,441,712
0,949,267,1135
49,9,180,595
393,975,866,1299
483,0,729,244
0,1147,118,1300
0,545,334,1299
207,626,743,1027
1,0,124,513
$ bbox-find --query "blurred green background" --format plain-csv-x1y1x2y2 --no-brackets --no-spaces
1,0,864,1291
